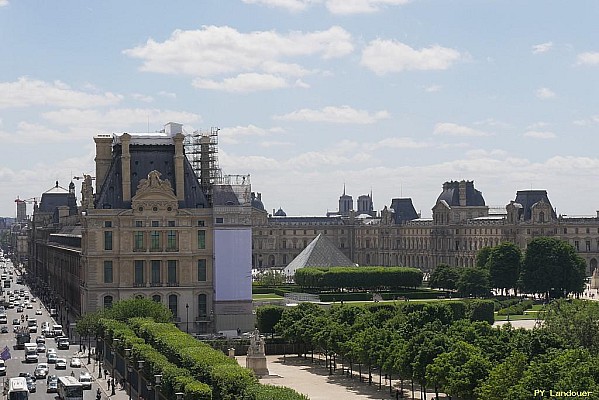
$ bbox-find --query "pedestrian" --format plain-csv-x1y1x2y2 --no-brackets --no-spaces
83,344,86,353
395,388,400,399
96,388,102,400
104,369,108,379
107,378,111,390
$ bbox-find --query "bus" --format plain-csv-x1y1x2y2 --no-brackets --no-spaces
7,377,29,400
57,376,83,400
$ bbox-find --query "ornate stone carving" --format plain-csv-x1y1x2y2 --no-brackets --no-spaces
132,170,179,213
246,328,269,377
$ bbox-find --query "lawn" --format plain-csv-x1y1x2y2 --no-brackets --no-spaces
253,293,284,300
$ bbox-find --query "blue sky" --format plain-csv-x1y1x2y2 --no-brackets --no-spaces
1,0,599,218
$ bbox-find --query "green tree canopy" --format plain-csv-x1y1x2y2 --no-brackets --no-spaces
457,268,491,297
476,246,493,270
429,264,461,291
521,237,586,298
487,242,522,294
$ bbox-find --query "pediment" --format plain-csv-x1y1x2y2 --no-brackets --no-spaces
131,170,178,212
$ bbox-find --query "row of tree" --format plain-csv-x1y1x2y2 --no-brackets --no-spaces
294,266,423,290
430,237,586,299
266,299,599,399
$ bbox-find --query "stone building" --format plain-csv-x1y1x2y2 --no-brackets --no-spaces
251,180,599,276
26,123,254,334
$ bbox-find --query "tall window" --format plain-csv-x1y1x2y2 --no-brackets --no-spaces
103,295,113,309
167,230,177,251
197,230,206,249
151,231,161,251
168,294,178,319
167,260,177,284
103,261,113,283
104,231,113,251
134,231,145,251
152,295,161,303
151,260,161,284
197,259,207,281
134,260,145,285
198,294,207,317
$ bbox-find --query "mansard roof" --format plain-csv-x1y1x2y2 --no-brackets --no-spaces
284,233,356,276
94,139,209,210
513,190,557,221
436,180,485,207
390,198,419,223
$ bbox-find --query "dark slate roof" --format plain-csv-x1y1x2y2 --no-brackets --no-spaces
274,208,287,216
212,185,240,206
38,182,78,223
513,190,557,221
95,142,208,209
284,234,356,276
250,192,265,211
436,180,485,207
390,198,419,223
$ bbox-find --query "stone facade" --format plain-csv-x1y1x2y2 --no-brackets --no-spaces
252,180,599,276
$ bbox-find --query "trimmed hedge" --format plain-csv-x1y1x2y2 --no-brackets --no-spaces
295,266,423,290
466,300,495,324
497,299,534,316
318,289,448,302
250,384,310,400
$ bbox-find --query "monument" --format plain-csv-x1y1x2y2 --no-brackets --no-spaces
246,328,269,377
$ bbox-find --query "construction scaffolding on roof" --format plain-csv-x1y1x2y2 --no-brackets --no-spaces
184,127,222,206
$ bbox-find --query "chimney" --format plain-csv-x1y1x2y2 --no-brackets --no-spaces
258,193,261,201
173,132,185,201
94,135,113,191
459,180,467,206
121,133,132,202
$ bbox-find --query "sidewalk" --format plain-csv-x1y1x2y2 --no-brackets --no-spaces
78,348,131,400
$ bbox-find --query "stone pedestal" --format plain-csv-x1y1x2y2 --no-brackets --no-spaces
246,329,269,377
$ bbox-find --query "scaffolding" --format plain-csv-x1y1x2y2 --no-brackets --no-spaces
185,127,222,205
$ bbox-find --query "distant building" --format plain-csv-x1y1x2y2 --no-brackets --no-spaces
252,180,599,276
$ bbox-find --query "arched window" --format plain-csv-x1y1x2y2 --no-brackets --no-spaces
134,294,144,299
152,294,161,303
168,294,178,319
198,294,207,317
103,295,113,309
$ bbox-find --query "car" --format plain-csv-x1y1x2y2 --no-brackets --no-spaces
57,337,70,349
26,303,33,309
55,358,67,369
12,318,19,325
36,336,45,344
47,375,58,393
70,357,82,368
25,376,36,392
34,364,48,379
46,347,56,356
79,371,92,389
46,353,57,364
18,372,35,381
16,306,23,313
35,309,42,315
36,343,46,353
0,326,7,334
31,298,36,302
0,359,5,376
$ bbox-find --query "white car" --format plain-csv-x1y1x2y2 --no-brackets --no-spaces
70,357,82,368
55,358,67,369
79,372,92,390
35,309,42,315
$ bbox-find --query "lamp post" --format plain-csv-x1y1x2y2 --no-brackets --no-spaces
111,339,120,396
153,374,162,400
137,360,145,399
125,348,132,400
176,392,184,400
185,303,189,334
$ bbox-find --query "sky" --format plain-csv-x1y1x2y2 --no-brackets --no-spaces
1,0,599,219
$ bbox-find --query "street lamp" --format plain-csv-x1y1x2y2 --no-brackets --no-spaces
125,348,132,400
111,339,120,396
176,392,185,400
185,303,189,333
153,374,162,400
137,360,145,399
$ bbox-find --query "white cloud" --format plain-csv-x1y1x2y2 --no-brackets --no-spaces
361,39,461,75
41,108,201,131
193,73,290,92
158,91,177,99
425,85,442,93
326,0,410,14
0,77,123,109
536,87,556,99
576,52,599,66
532,41,553,54
131,93,154,103
241,0,318,12
523,130,556,139
274,105,390,124
527,121,549,130
433,122,490,137
0,122,69,144
0,0,8,7
573,116,599,126
124,25,353,78
220,124,284,144
370,137,431,149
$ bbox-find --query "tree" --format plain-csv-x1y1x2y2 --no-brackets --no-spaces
521,237,586,298
256,305,284,336
541,299,599,353
258,270,286,286
476,246,493,270
487,242,521,295
104,297,173,323
429,264,461,291
457,268,491,297
475,351,528,400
